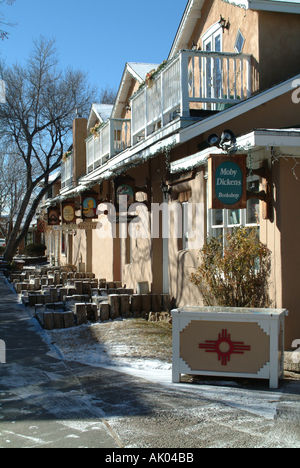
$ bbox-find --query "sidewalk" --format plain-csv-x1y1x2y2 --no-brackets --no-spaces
0,272,122,448
2,271,300,448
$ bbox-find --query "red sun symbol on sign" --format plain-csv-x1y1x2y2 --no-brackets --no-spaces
199,329,251,366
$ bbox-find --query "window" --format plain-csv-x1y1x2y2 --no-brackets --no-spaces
234,29,245,53
208,176,260,240
61,153,73,188
46,187,53,200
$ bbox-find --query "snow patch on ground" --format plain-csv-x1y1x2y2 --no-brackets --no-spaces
42,321,283,420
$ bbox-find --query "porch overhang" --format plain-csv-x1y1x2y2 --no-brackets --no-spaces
170,128,300,174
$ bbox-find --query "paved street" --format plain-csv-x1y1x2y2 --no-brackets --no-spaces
1,272,300,449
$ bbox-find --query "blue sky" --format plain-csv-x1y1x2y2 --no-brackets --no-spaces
0,0,185,96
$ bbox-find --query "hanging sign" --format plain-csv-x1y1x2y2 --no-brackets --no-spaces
47,207,60,226
37,219,47,232
81,193,98,220
208,155,247,209
62,202,76,224
113,175,135,213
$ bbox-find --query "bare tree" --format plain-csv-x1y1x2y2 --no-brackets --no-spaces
98,84,117,105
0,0,16,41
0,145,28,225
0,36,97,261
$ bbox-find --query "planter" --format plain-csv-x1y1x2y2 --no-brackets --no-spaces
171,306,288,389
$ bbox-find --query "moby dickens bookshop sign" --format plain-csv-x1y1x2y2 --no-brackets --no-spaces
208,155,247,209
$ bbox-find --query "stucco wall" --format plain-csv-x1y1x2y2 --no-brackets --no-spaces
273,158,300,349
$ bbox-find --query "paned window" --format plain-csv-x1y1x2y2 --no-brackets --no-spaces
208,176,260,241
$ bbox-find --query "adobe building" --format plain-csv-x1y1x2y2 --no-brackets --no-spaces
43,0,300,350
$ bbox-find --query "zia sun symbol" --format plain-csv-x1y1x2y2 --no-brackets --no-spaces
198,329,251,366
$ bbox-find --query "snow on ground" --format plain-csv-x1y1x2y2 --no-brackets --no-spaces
31,318,285,421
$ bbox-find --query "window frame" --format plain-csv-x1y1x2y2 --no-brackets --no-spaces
208,175,260,240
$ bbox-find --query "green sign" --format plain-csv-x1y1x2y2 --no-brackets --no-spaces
215,161,243,205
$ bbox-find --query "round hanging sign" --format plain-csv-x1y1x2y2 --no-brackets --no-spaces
116,184,134,207
215,161,243,206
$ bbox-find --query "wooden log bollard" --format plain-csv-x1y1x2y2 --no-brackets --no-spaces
131,294,142,314
141,294,151,313
108,295,120,320
100,302,110,322
75,303,88,326
119,294,130,316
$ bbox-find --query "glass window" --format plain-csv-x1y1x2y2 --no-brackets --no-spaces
228,209,240,226
234,30,245,53
208,175,260,241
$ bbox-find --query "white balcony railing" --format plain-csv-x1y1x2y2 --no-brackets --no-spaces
131,49,252,145
82,50,252,176
86,118,131,173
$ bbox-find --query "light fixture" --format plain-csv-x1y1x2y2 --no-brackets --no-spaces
207,129,236,152
207,133,220,148
126,102,131,112
160,179,171,199
220,129,236,146
190,40,201,51
218,15,229,32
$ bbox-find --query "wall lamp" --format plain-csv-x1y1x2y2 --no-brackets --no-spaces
126,102,131,112
191,40,201,51
160,179,171,199
219,15,230,32
207,129,236,152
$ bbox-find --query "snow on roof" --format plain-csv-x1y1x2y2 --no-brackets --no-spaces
111,62,160,119
87,103,114,131
91,103,113,122
127,62,160,82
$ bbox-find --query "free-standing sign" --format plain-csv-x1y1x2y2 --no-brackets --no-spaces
208,155,247,209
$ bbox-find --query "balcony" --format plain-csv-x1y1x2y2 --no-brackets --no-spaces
86,118,131,173
83,50,252,177
131,49,252,145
